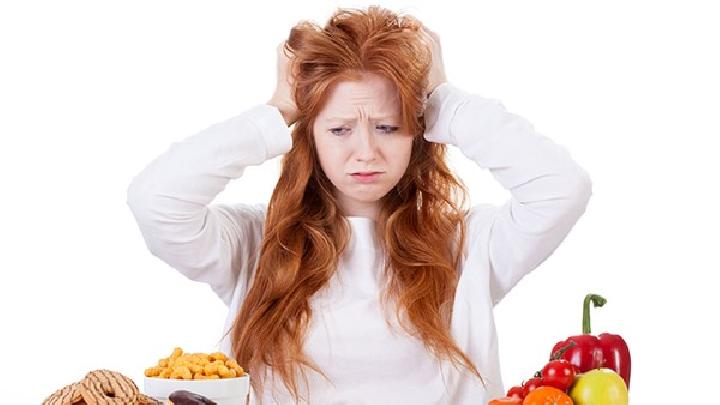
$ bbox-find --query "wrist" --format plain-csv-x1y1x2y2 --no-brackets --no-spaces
426,79,447,99
266,99,297,126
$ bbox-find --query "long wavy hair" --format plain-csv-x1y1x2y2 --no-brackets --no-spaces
231,6,482,401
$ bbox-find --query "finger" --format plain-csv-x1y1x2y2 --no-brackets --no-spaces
419,26,440,49
418,27,433,47
278,40,292,57
420,24,438,38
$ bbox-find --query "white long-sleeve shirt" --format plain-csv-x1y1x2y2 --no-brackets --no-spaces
126,82,592,404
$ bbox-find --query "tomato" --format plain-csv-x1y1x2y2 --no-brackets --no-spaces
506,386,525,399
488,397,523,405
522,387,573,405
569,368,628,405
541,359,576,391
521,377,543,398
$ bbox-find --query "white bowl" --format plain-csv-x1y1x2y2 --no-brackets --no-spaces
144,375,250,405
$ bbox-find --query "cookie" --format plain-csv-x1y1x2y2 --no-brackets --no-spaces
137,393,162,405
42,381,85,405
80,369,139,404
45,369,162,404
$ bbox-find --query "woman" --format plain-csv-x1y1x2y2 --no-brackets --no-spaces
127,6,592,404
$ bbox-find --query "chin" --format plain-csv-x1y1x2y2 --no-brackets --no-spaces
345,189,392,203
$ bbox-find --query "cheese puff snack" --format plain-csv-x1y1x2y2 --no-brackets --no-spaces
145,347,247,380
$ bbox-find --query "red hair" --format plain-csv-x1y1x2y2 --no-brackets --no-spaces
231,6,482,401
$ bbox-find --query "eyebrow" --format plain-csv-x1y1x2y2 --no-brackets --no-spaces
325,115,399,123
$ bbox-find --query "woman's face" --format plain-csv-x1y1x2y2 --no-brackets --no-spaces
312,73,414,219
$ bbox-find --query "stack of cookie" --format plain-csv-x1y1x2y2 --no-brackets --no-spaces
43,369,160,405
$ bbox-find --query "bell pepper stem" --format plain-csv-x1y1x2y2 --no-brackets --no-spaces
582,293,607,334
551,341,577,360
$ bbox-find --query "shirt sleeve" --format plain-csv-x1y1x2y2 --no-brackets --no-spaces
424,82,593,306
126,104,292,306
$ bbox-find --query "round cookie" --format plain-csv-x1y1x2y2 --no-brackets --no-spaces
80,369,139,404
42,381,85,405
138,393,163,404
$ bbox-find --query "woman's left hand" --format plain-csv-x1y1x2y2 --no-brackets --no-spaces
267,40,299,126
420,25,447,99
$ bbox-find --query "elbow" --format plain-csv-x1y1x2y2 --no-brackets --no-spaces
126,179,141,210
126,177,151,219
559,169,592,227
573,168,593,210
509,167,593,236
539,169,593,233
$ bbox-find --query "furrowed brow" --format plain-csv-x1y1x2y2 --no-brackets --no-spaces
326,115,399,123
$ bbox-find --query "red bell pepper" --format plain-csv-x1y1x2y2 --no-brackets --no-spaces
550,293,631,389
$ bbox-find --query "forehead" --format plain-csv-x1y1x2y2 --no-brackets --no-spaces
318,74,401,122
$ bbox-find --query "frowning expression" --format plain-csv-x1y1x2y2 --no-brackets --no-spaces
312,73,414,217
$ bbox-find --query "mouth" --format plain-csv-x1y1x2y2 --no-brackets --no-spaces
351,171,383,176
349,171,383,183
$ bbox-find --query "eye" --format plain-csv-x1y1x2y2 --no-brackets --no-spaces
377,125,400,134
329,125,400,136
329,127,348,136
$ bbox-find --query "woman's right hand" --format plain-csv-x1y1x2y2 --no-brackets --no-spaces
267,40,299,126
420,25,447,99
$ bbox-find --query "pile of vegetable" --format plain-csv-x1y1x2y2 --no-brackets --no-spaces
489,294,631,405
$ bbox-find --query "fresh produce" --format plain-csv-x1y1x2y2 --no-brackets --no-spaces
540,359,576,392
521,377,544,398
506,386,524,399
487,293,631,405
569,368,628,405
522,387,573,405
550,294,631,388
488,397,523,405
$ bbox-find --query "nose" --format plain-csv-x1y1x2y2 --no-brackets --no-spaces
353,123,377,162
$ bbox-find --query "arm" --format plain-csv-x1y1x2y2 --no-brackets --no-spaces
126,103,292,305
424,82,592,305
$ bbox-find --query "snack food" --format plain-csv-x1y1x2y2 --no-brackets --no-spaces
145,347,247,380
80,369,140,404
168,390,217,405
42,381,84,405
42,369,161,405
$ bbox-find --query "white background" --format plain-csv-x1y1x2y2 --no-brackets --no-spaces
1,0,718,403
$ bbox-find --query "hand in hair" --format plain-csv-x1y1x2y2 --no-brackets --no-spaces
267,40,299,126
420,25,447,99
